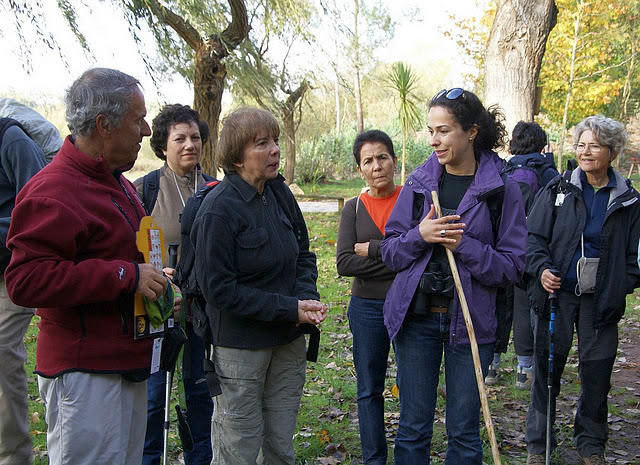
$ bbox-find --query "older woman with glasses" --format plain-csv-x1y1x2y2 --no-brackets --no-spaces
381,88,527,464
524,115,640,465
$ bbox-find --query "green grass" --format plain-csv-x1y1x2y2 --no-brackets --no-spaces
23,181,640,465
297,179,365,199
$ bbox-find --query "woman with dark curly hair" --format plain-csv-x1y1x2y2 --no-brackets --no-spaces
134,103,214,465
381,88,527,464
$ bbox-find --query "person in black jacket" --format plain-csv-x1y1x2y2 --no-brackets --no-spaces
336,129,400,465
191,107,327,465
524,115,640,465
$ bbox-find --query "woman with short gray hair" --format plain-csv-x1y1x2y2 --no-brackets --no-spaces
524,115,640,465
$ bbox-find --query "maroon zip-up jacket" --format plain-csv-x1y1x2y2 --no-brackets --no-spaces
5,136,153,378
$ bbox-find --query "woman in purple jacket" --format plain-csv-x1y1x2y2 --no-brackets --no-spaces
381,88,527,464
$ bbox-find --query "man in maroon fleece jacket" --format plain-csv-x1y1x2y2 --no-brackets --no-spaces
5,68,167,465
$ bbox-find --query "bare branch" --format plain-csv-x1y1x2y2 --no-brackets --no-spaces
145,0,202,50
221,0,250,50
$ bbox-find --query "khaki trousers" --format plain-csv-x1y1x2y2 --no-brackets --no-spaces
212,336,306,465
38,372,147,465
0,278,34,465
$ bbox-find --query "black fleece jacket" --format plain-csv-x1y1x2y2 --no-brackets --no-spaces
192,174,319,349
526,167,640,328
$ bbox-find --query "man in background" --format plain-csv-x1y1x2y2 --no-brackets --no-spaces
0,116,48,465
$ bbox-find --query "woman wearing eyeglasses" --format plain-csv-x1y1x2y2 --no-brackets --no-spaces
524,115,640,465
381,88,527,464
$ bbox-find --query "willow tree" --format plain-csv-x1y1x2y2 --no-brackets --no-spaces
387,62,422,185
229,25,312,183
2,0,91,72
121,0,249,174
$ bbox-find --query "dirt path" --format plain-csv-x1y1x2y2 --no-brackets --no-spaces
491,314,640,464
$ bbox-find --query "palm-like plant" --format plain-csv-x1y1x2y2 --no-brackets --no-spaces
386,62,422,184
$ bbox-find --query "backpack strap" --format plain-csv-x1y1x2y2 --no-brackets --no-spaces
141,169,161,215
173,179,220,293
477,172,507,242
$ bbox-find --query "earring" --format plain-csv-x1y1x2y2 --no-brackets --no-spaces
468,138,473,142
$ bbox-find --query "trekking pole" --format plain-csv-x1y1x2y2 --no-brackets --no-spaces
545,269,560,465
430,191,502,465
161,242,193,465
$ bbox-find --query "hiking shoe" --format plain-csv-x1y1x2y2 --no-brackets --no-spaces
526,453,545,465
516,365,533,389
582,454,606,465
485,363,499,385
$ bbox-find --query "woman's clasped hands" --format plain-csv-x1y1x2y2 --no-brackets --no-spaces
297,299,328,325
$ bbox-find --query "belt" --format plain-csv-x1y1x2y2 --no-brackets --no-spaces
430,306,448,313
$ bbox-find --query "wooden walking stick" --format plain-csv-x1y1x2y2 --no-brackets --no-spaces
430,191,502,465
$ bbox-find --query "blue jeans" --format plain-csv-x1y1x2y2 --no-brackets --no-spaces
393,311,494,465
348,296,391,465
142,323,213,465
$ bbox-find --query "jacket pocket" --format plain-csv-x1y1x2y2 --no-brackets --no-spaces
235,228,270,274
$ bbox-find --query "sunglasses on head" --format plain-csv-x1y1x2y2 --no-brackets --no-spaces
432,88,465,103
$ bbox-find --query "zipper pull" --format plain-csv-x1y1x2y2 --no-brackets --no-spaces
262,194,267,205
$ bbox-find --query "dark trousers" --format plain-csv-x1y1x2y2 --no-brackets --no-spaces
348,296,391,465
513,286,534,358
525,290,617,457
393,311,494,465
142,323,213,465
494,285,514,353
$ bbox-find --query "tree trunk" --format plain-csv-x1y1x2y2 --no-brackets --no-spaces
354,66,363,134
484,0,558,146
281,80,309,184
145,0,249,177
353,0,364,133
401,128,407,185
557,0,584,170
282,106,296,183
194,42,226,176
335,72,340,134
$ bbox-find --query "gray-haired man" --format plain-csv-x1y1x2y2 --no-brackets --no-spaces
5,68,167,465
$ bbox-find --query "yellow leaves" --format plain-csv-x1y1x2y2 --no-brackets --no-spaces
316,428,331,443
391,383,400,398
540,0,636,125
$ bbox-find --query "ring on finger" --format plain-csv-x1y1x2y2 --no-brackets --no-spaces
440,229,446,237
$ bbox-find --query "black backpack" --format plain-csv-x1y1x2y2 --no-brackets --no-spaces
173,179,220,343
477,173,516,354
172,179,222,396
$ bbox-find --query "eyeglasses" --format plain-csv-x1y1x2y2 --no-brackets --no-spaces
574,143,606,154
432,88,465,103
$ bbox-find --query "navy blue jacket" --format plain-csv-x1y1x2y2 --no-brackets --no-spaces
0,120,46,270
